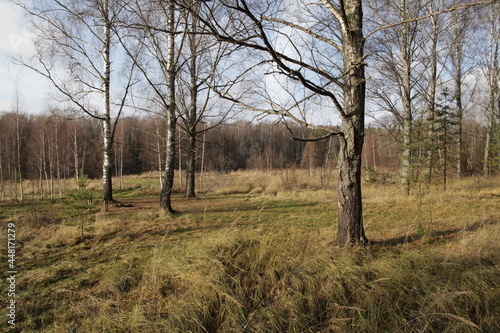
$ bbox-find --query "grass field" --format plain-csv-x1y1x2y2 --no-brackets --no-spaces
0,169,499,332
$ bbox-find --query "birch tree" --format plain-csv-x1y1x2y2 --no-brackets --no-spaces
14,0,135,203
116,0,181,213
483,2,500,175
422,0,444,184
177,2,237,198
367,0,426,195
14,84,25,202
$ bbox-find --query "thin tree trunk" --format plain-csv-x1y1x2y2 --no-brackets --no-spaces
55,120,62,199
15,109,23,202
199,123,206,191
185,132,196,197
38,145,43,199
178,128,183,190
185,14,199,198
400,0,413,196
42,126,49,198
484,124,492,177
451,2,465,179
454,43,464,178
7,142,13,201
400,70,412,194
102,0,113,203
160,0,177,213
424,10,439,184
155,119,163,188
48,127,55,201
73,122,80,188
120,142,123,190
443,110,448,190
16,115,24,201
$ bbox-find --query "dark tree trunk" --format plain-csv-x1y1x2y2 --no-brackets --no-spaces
335,0,367,246
336,124,367,246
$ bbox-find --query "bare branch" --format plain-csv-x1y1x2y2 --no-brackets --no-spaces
366,0,497,39
262,15,342,52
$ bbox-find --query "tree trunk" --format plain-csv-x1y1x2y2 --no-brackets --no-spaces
335,0,367,246
400,0,413,196
454,45,464,178
185,6,200,198
160,115,176,213
185,132,196,197
160,0,177,213
336,124,366,246
199,124,206,191
483,8,499,177
15,108,23,202
424,10,439,184
55,120,62,199
102,0,113,203
178,128,183,190
102,120,113,202
155,119,163,188
73,121,80,189
42,126,49,198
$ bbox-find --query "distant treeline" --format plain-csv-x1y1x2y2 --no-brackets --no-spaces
0,111,492,184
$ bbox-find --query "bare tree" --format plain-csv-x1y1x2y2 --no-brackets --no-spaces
450,4,466,178
14,0,135,203
179,0,368,245
176,1,238,198
367,0,427,195
183,0,495,244
422,0,444,184
116,0,182,213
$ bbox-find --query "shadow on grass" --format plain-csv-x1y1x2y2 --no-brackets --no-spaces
374,218,498,246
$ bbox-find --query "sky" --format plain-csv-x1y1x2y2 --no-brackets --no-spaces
0,0,48,114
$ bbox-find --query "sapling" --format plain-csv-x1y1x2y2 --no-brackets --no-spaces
62,171,97,237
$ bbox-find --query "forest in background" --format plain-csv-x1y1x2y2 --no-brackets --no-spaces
0,106,492,201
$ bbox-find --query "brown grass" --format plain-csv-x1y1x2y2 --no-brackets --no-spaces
0,170,499,332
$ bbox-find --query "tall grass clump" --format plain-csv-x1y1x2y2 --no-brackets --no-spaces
45,222,499,333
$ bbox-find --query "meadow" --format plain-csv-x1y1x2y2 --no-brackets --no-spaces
0,169,499,332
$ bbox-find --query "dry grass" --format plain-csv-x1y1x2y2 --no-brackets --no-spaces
1,169,499,332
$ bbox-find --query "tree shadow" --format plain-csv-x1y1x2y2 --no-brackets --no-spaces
373,218,498,247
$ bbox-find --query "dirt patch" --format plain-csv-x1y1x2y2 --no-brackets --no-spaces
105,198,158,212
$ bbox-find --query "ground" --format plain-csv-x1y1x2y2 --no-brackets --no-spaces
0,170,499,332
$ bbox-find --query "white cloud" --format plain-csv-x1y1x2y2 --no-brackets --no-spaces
0,1,35,56
0,0,46,114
